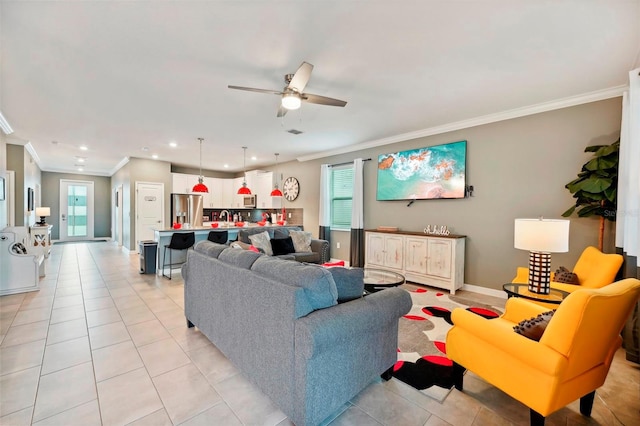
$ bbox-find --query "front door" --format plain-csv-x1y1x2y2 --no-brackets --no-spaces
135,182,164,250
59,180,94,241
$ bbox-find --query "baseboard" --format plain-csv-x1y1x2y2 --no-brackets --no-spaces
461,283,507,299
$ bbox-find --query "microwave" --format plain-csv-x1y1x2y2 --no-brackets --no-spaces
242,195,256,208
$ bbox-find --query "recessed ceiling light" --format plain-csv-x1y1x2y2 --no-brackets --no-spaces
169,142,177,148
152,154,159,159
79,145,88,151
251,156,257,161
223,164,229,168
76,157,85,163
77,167,84,172
142,147,149,152
51,140,59,145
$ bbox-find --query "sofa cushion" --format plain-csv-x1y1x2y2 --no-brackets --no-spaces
194,240,228,258
249,231,273,256
252,256,338,311
218,247,263,269
289,230,312,253
271,236,296,256
328,267,364,303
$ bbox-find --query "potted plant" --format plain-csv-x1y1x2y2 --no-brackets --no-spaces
562,139,619,251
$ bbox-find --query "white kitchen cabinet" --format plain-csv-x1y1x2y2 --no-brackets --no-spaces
172,173,192,194
202,177,223,208
365,231,465,294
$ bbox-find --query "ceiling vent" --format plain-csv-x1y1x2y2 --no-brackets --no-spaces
286,129,303,135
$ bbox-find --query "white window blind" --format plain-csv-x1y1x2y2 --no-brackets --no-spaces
330,165,353,229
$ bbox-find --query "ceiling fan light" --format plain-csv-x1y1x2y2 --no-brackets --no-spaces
281,93,301,110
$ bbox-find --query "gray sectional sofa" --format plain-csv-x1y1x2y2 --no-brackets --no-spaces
183,241,412,426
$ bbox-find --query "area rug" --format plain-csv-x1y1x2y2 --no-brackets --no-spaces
392,286,502,401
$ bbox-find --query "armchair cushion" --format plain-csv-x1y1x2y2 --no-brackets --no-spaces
513,310,555,341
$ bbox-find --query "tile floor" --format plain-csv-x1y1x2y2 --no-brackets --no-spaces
0,241,638,426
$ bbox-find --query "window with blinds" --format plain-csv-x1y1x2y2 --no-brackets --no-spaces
330,165,353,229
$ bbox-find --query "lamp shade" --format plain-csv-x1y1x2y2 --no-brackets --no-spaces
270,188,283,197
35,207,50,217
514,218,570,253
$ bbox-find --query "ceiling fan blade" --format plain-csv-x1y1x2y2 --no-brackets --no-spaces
287,62,313,92
276,105,288,118
302,93,347,107
228,85,283,95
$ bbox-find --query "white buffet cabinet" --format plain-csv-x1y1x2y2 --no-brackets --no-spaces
365,230,466,294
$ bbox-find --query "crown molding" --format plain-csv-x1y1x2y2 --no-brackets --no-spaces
297,85,627,163
110,156,130,176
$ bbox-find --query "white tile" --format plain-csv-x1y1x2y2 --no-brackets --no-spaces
86,307,121,328
32,399,101,426
41,336,91,375
0,339,45,376
127,319,171,347
88,321,130,350
46,317,87,345
92,340,144,382
153,364,221,424
97,367,163,425
0,366,40,416
1,320,49,348
138,337,191,377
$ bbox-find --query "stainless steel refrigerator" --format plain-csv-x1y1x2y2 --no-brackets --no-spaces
170,193,203,227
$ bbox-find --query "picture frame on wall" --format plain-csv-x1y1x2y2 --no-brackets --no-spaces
0,177,4,201
27,187,34,211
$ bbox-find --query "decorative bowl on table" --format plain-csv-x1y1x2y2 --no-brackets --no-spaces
234,222,245,227
173,223,182,229
211,223,219,228
277,221,285,226
257,221,266,226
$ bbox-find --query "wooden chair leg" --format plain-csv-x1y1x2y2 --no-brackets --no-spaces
580,391,596,417
452,362,465,391
530,409,545,426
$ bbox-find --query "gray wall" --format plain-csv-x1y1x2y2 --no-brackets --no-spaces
41,172,112,240
6,144,41,227
112,157,172,251
269,98,623,291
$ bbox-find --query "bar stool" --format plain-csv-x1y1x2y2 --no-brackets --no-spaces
207,230,228,244
162,232,195,280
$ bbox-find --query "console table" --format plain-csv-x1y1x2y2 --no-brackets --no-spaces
364,230,466,294
30,224,53,258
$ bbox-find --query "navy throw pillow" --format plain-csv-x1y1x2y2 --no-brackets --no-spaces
270,236,296,256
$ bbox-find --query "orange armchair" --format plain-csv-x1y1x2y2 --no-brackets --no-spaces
513,246,623,294
446,278,640,426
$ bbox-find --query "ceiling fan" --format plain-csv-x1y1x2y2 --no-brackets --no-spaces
228,62,347,117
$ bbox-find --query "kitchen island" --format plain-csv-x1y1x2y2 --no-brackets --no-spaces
153,224,303,277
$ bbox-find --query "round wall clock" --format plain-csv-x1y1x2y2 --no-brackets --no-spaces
283,176,300,201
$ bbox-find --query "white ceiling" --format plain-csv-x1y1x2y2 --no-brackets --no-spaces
2,1,639,176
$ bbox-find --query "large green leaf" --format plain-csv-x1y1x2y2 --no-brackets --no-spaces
577,205,600,217
562,205,576,217
578,177,612,193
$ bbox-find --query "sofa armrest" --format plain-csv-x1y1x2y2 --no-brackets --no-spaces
310,239,330,264
295,287,411,359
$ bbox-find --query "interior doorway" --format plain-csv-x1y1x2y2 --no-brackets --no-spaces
135,182,164,251
59,179,94,241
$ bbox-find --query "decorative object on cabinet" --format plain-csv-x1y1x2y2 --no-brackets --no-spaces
365,230,466,294
192,137,209,193
377,140,467,201
237,146,252,195
283,176,299,201
35,206,51,225
270,153,283,197
514,218,570,295
423,225,450,236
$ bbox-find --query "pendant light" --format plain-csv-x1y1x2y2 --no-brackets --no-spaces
237,146,252,195
270,153,283,197
192,137,209,193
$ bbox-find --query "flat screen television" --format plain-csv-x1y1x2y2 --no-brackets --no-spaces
376,140,467,201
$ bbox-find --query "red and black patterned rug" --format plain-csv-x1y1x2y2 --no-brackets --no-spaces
392,286,502,401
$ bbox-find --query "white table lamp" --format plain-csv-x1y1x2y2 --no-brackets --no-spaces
514,218,570,294
35,207,50,226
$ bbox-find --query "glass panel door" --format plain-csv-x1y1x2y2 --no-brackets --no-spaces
59,180,94,241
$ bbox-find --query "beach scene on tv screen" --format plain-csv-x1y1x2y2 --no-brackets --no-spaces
377,140,466,200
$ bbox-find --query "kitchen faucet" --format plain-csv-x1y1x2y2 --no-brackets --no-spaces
219,210,230,222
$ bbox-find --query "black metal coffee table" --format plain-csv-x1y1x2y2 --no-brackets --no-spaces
363,268,405,293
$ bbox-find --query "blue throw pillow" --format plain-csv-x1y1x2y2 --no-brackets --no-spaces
328,267,364,303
